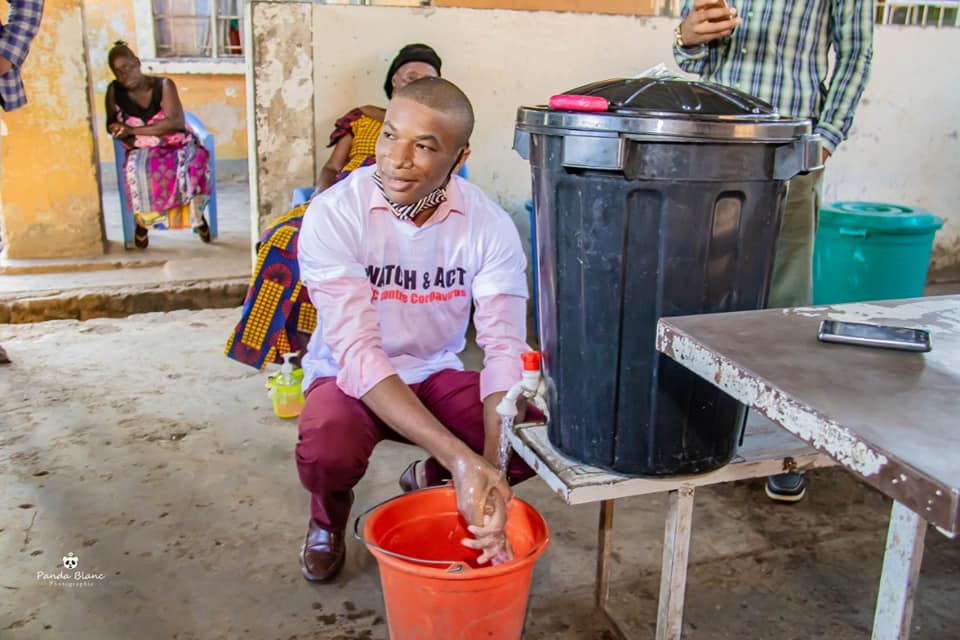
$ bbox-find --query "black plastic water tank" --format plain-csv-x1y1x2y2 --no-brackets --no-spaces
514,77,822,475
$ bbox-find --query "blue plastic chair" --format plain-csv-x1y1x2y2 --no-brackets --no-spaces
112,111,219,249
525,199,539,334
291,164,469,207
291,186,315,208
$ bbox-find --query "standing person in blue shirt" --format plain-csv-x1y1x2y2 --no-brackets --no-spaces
673,0,873,501
0,0,44,365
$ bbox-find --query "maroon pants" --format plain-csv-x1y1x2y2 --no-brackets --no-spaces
295,368,536,530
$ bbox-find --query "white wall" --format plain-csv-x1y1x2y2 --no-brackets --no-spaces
820,27,960,273
269,5,960,271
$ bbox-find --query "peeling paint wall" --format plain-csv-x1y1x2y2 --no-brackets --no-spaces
82,0,134,167
250,4,960,270
172,76,247,160
0,0,105,259
254,3,663,232
250,1,314,229
306,5,673,237
83,0,247,166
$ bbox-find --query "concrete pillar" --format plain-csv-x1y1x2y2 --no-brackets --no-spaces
248,1,315,233
1,0,105,260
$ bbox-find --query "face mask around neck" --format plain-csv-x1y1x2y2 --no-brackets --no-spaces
372,171,448,221
372,145,466,222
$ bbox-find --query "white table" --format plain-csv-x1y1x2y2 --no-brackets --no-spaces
508,413,835,639
656,296,960,639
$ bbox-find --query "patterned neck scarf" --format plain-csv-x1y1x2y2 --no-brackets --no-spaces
372,171,447,222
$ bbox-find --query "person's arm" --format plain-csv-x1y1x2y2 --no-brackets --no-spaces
358,104,385,121
105,82,121,134
673,0,739,75
363,376,511,536
460,208,533,564
473,294,529,467
306,275,511,532
316,134,352,192
469,208,531,462
815,0,874,155
298,202,510,538
317,108,372,191
119,78,186,138
0,0,44,75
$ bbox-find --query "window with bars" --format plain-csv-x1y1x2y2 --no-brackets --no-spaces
660,0,958,26
877,1,959,26
430,0,679,15
425,0,958,23
152,0,244,59
653,1,958,24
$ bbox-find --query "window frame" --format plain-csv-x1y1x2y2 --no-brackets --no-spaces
878,1,960,27
133,0,246,75
430,0,668,15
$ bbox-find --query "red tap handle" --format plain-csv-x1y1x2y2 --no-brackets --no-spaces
521,351,542,371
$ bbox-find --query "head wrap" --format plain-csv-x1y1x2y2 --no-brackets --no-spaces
384,43,442,98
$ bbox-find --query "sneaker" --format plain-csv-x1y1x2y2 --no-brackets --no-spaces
765,472,806,503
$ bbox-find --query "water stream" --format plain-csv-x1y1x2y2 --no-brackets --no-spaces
498,415,515,478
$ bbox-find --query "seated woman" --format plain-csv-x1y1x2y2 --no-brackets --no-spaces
106,41,212,249
225,43,442,370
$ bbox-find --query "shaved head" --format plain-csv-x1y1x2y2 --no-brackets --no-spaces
392,77,474,146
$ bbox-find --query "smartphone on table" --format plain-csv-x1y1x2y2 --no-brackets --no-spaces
817,320,932,353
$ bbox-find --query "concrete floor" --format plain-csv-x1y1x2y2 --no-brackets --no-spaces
0,184,252,299
2,309,959,640
2,181,959,638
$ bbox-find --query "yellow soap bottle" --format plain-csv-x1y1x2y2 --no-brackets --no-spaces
269,353,305,419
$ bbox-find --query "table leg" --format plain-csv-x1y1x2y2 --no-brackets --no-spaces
656,487,695,640
595,500,628,639
872,500,927,640
595,499,615,608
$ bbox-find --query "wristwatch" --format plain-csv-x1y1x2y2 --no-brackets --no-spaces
674,23,686,48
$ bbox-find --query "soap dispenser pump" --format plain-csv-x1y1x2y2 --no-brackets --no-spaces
268,353,305,419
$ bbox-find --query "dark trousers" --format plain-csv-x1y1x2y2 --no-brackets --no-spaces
295,369,536,530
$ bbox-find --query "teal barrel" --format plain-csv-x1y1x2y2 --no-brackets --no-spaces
813,201,944,305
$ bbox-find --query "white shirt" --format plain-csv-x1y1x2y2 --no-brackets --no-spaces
297,166,529,398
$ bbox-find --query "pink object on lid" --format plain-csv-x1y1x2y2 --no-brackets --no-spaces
548,94,610,112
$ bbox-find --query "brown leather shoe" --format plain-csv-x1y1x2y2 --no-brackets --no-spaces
300,519,345,582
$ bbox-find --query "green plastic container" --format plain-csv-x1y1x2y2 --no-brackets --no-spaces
813,201,944,305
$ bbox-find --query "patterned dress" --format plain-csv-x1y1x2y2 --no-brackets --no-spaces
109,77,211,230
224,108,382,369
